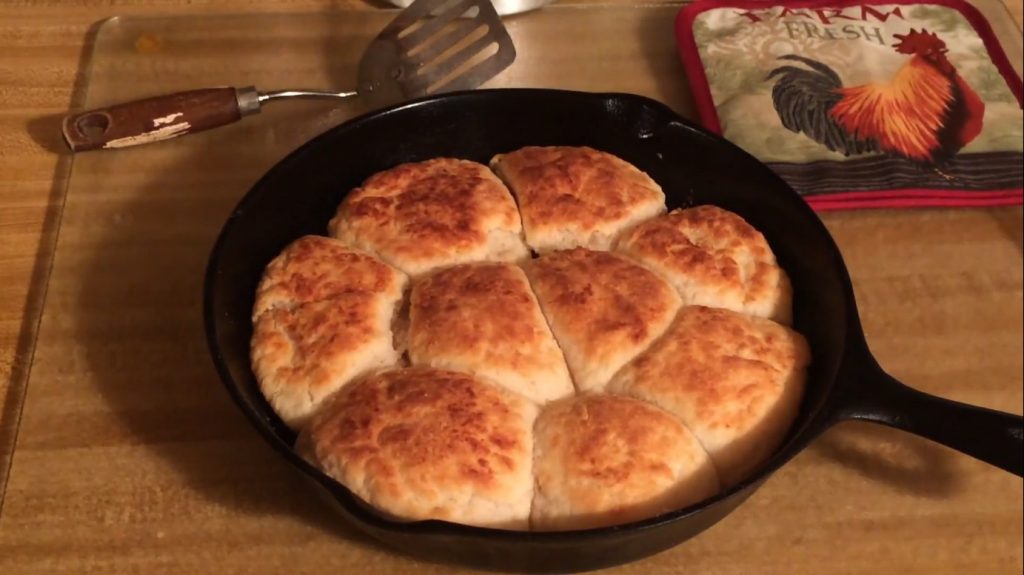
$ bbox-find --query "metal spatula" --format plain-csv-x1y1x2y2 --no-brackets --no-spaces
62,0,516,152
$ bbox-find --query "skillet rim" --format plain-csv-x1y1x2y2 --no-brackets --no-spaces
202,87,857,541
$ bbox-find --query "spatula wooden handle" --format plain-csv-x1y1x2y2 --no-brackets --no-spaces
61,87,259,152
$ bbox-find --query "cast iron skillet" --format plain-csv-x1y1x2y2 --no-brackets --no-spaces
203,89,1023,573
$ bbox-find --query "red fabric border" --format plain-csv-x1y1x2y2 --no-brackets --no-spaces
807,193,1023,209
801,187,1023,200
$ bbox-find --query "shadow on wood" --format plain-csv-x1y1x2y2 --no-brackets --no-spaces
989,205,1023,253
809,421,964,498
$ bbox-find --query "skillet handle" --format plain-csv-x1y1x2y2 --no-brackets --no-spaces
835,364,1023,477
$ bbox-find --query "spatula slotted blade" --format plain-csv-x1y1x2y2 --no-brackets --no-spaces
358,0,516,106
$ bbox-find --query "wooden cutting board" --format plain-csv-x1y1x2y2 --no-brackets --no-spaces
0,2,1021,574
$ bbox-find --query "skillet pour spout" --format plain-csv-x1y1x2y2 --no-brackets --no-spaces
204,88,1023,573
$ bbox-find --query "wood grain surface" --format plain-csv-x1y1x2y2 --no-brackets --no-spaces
0,1,1022,574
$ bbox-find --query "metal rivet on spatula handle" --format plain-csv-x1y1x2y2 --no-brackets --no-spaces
74,112,112,139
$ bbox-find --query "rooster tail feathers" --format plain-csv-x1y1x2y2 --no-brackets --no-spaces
769,54,843,86
767,54,880,157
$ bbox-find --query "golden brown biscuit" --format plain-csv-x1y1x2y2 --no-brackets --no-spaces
303,367,538,529
408,263,574,404
615,205,792,324
328,158,529,277
251,236,408,429
608,306,811,486
532,394,720,531
251,297,402,430
489,146,666,253
252,235,404,319
523,248,681,393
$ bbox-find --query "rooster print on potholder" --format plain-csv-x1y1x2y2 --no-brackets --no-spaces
677,0,1024,209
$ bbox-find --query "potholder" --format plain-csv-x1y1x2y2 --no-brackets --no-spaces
676,0,1024,210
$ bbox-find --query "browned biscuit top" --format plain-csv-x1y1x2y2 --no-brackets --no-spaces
490,146,665,251
329,158,526,275
524,248,680,392
304,367,537,528
408,263,573,404
615,205,791,324
609,306,811,485
531,394,719,531
253,235,403,319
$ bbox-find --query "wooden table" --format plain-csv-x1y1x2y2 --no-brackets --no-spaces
1,1,1021,573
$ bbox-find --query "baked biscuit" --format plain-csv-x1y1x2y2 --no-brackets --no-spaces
408,263,574,404
329,158,529,277
251,236,408,429
524,248,681,393
615,205,792,324
490,146,666,253
531,394,720,531
302,367,537,529
608,306,811,486
252,235,404,319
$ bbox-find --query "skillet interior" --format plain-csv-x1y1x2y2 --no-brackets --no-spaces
204,88,854,572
